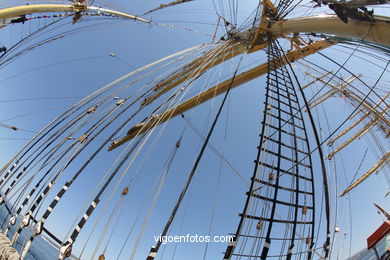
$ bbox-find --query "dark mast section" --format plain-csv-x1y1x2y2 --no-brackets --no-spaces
224,39,319,259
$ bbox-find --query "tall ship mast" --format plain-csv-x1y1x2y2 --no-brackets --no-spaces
0,0,388,259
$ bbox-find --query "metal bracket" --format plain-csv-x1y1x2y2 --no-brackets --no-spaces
72,0,88,24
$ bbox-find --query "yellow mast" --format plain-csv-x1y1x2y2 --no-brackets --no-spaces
306,74,361,109
0,4,151,24
141,43,248,106
328,92,390,146
340,150,390,196
327,111,388,160
105,10,390,150
108,41,333,150
270,15,390,47
301,71,332,90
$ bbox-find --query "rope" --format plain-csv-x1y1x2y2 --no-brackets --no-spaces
130,136,181,258
146,55,244,259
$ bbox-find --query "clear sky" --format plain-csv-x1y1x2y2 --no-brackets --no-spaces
0,0,389,259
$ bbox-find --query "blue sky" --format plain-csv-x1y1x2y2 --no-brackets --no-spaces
0,0,389,259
